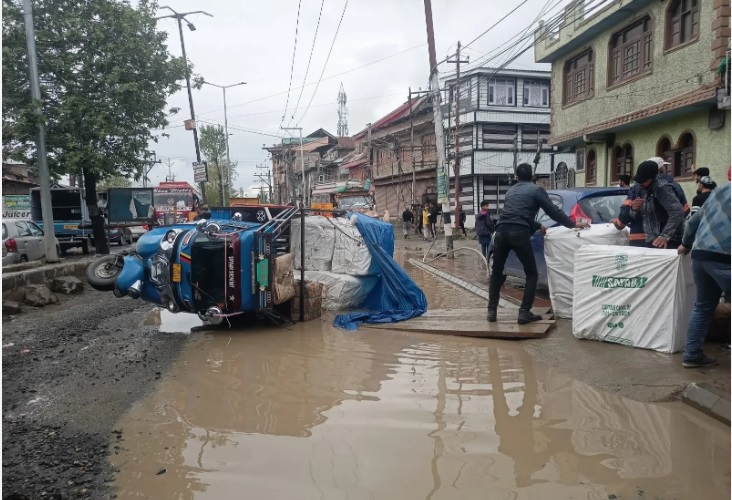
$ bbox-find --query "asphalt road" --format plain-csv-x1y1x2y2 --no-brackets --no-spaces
2,290,187,499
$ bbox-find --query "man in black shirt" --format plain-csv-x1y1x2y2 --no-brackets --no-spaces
488,164,589,325
401,207,414,239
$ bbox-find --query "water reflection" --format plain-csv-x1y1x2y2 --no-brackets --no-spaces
113,321,729,500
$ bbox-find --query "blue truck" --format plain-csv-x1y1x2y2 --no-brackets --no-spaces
30,186,93,255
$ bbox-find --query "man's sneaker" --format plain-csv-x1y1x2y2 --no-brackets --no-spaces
517,310,542,325
682,354,718,368
487,308,497,323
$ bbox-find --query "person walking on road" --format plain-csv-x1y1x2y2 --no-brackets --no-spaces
476,200,494,259
422,205,430,240
414,204,423,236
488,163,589,325
630,160,685,249
678,183,731,368
458,205,468,239
428,203,440,240
401,207,414,239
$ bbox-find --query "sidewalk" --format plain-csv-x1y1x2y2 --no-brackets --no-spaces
394,224,730,424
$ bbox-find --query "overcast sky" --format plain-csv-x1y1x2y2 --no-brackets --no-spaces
148,0,570,195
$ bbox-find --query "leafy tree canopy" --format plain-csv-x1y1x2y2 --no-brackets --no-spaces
2,0,187,183
199,124,237,206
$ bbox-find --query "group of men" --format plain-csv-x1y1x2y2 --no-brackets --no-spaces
482,161,729,369
401,203,442,240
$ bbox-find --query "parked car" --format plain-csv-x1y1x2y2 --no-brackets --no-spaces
107,226,134,246
488,187,629,288
2,218,61,266
129,225,148,241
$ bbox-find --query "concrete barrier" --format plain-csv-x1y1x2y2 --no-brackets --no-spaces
2,257,97,302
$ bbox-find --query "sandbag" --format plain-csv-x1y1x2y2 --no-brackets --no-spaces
330,217,372,275
572,244,694,353
290,216,335,271
544,224,629,318
296,271,378,311
272,253,296,305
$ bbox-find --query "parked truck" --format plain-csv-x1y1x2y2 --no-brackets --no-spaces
311,180,376,215
30,186,93,255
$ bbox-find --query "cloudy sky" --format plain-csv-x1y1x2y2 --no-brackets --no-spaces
148,0,571,195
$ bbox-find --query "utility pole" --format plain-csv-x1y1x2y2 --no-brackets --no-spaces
255,164,273,203
156,6,212,205
447,41,469,240
142,152,161,188
532,130,544,182
203,80,246,202
22,0,58,262
512,134,519,171
367,123,372,183
281,127,305,206
423,0,453,256
164,158,176,182
408,88,430,206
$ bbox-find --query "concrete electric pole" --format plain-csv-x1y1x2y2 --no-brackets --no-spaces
22,0,58,262
423,0,454,256
447,41,469,242
281,127,305,206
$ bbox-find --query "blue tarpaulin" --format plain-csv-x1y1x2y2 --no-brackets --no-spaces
333,213,428,330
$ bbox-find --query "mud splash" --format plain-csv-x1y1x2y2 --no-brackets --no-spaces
112,264,729,499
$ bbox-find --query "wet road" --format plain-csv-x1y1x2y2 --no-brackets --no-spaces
110,262,731,500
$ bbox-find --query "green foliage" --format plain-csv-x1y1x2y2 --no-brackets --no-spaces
199,124,237,206
2,0,187,179
97,174,132,191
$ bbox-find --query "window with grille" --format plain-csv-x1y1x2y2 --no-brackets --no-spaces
657,137,675,175
488,78,515,106
564,50,594,104
609,17,652,86
667,0,699,49
586,149,597,184
482,124,516,150
675,133,695,178
612,144,634,181
523,80,550,107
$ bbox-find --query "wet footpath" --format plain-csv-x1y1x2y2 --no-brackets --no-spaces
110,255,730,500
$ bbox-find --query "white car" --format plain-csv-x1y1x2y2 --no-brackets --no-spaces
2,219,61,266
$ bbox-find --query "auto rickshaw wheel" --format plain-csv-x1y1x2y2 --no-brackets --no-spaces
86,255,123,291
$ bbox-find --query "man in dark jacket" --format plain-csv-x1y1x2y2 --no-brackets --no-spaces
613,184,651,247
650,157,689,214
401,207,414,239
488,163,589,325
475,200,494,259
629,160,685,249
428,204,440,239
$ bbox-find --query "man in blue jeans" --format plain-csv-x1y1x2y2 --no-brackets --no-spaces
488,164,589,325
678,182,731,368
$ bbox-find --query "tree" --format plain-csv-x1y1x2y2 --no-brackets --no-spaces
2,0,187,254
97,174,132,192
199,124,237,206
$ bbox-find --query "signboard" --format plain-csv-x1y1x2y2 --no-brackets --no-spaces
311,202,334,218
193,161,208,183
3,195,31,218
107,188,154,224
436,163,449,204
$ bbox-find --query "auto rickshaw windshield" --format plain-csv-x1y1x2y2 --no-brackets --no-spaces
190,233,226,308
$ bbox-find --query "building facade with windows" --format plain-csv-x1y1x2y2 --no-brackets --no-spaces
535,0,731,196
442,68,576,226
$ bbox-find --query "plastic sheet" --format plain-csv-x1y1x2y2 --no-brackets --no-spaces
572,244,693,353
330,217,372,275
290,216,336,271
544,224,629,318
334,213,427,330
295,271,378,310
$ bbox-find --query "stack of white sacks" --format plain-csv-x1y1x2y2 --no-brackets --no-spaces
290,216,377,310
544,224,694,353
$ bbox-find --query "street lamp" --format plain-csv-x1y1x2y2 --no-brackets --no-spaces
203,80,246,202
156,6,213,204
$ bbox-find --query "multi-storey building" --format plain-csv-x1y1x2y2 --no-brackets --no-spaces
442,68,576,226
535,0,731,196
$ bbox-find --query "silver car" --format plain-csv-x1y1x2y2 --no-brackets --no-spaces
2,219,61,266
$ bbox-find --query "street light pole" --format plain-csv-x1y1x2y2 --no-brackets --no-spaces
203,80,246,203
156,6,212,205
22,0,58,262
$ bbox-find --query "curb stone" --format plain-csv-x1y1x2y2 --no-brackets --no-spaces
681,382,731,425
408,258,519,309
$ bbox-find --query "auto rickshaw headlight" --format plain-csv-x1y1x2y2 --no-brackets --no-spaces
127,280,143,299
164,230,176,244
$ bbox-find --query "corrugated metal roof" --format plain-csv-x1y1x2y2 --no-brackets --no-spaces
353,96,429,138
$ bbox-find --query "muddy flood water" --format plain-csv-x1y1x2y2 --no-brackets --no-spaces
112,262,730,500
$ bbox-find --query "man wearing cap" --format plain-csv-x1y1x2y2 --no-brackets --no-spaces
649,157,689,215
613,175,650,247
693,167,710,194
692,176,717,210
678,183,731,368
629,160,685,249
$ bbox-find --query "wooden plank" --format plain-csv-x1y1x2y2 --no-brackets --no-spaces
362,319,552,339
423,307,552,319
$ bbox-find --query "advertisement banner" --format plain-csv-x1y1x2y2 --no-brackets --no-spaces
3,195,31,218
436,163,449,204
193,161,208,183
107,188,154,224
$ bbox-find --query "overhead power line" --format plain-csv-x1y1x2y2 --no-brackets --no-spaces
289,0,326,126
281,0,303,127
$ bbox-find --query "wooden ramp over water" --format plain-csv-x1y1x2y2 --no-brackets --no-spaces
362,307,555,339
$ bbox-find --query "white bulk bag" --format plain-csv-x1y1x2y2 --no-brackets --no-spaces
291,216,336,271
572,244,694,353
331,217,372,275
544,224,629,318
296,271,378,310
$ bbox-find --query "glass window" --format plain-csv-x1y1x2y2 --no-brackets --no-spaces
535,196,563,225
609,17,653,85
576,149,586,171
523,80,550,107
586,149,597,184
564,50,594,104
667,0,699,48
488,78,515,106
579,194,628,223
675,133,695,178
2,223,7,240
612,144,634,182
14,221,32,237
27,222,43,236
